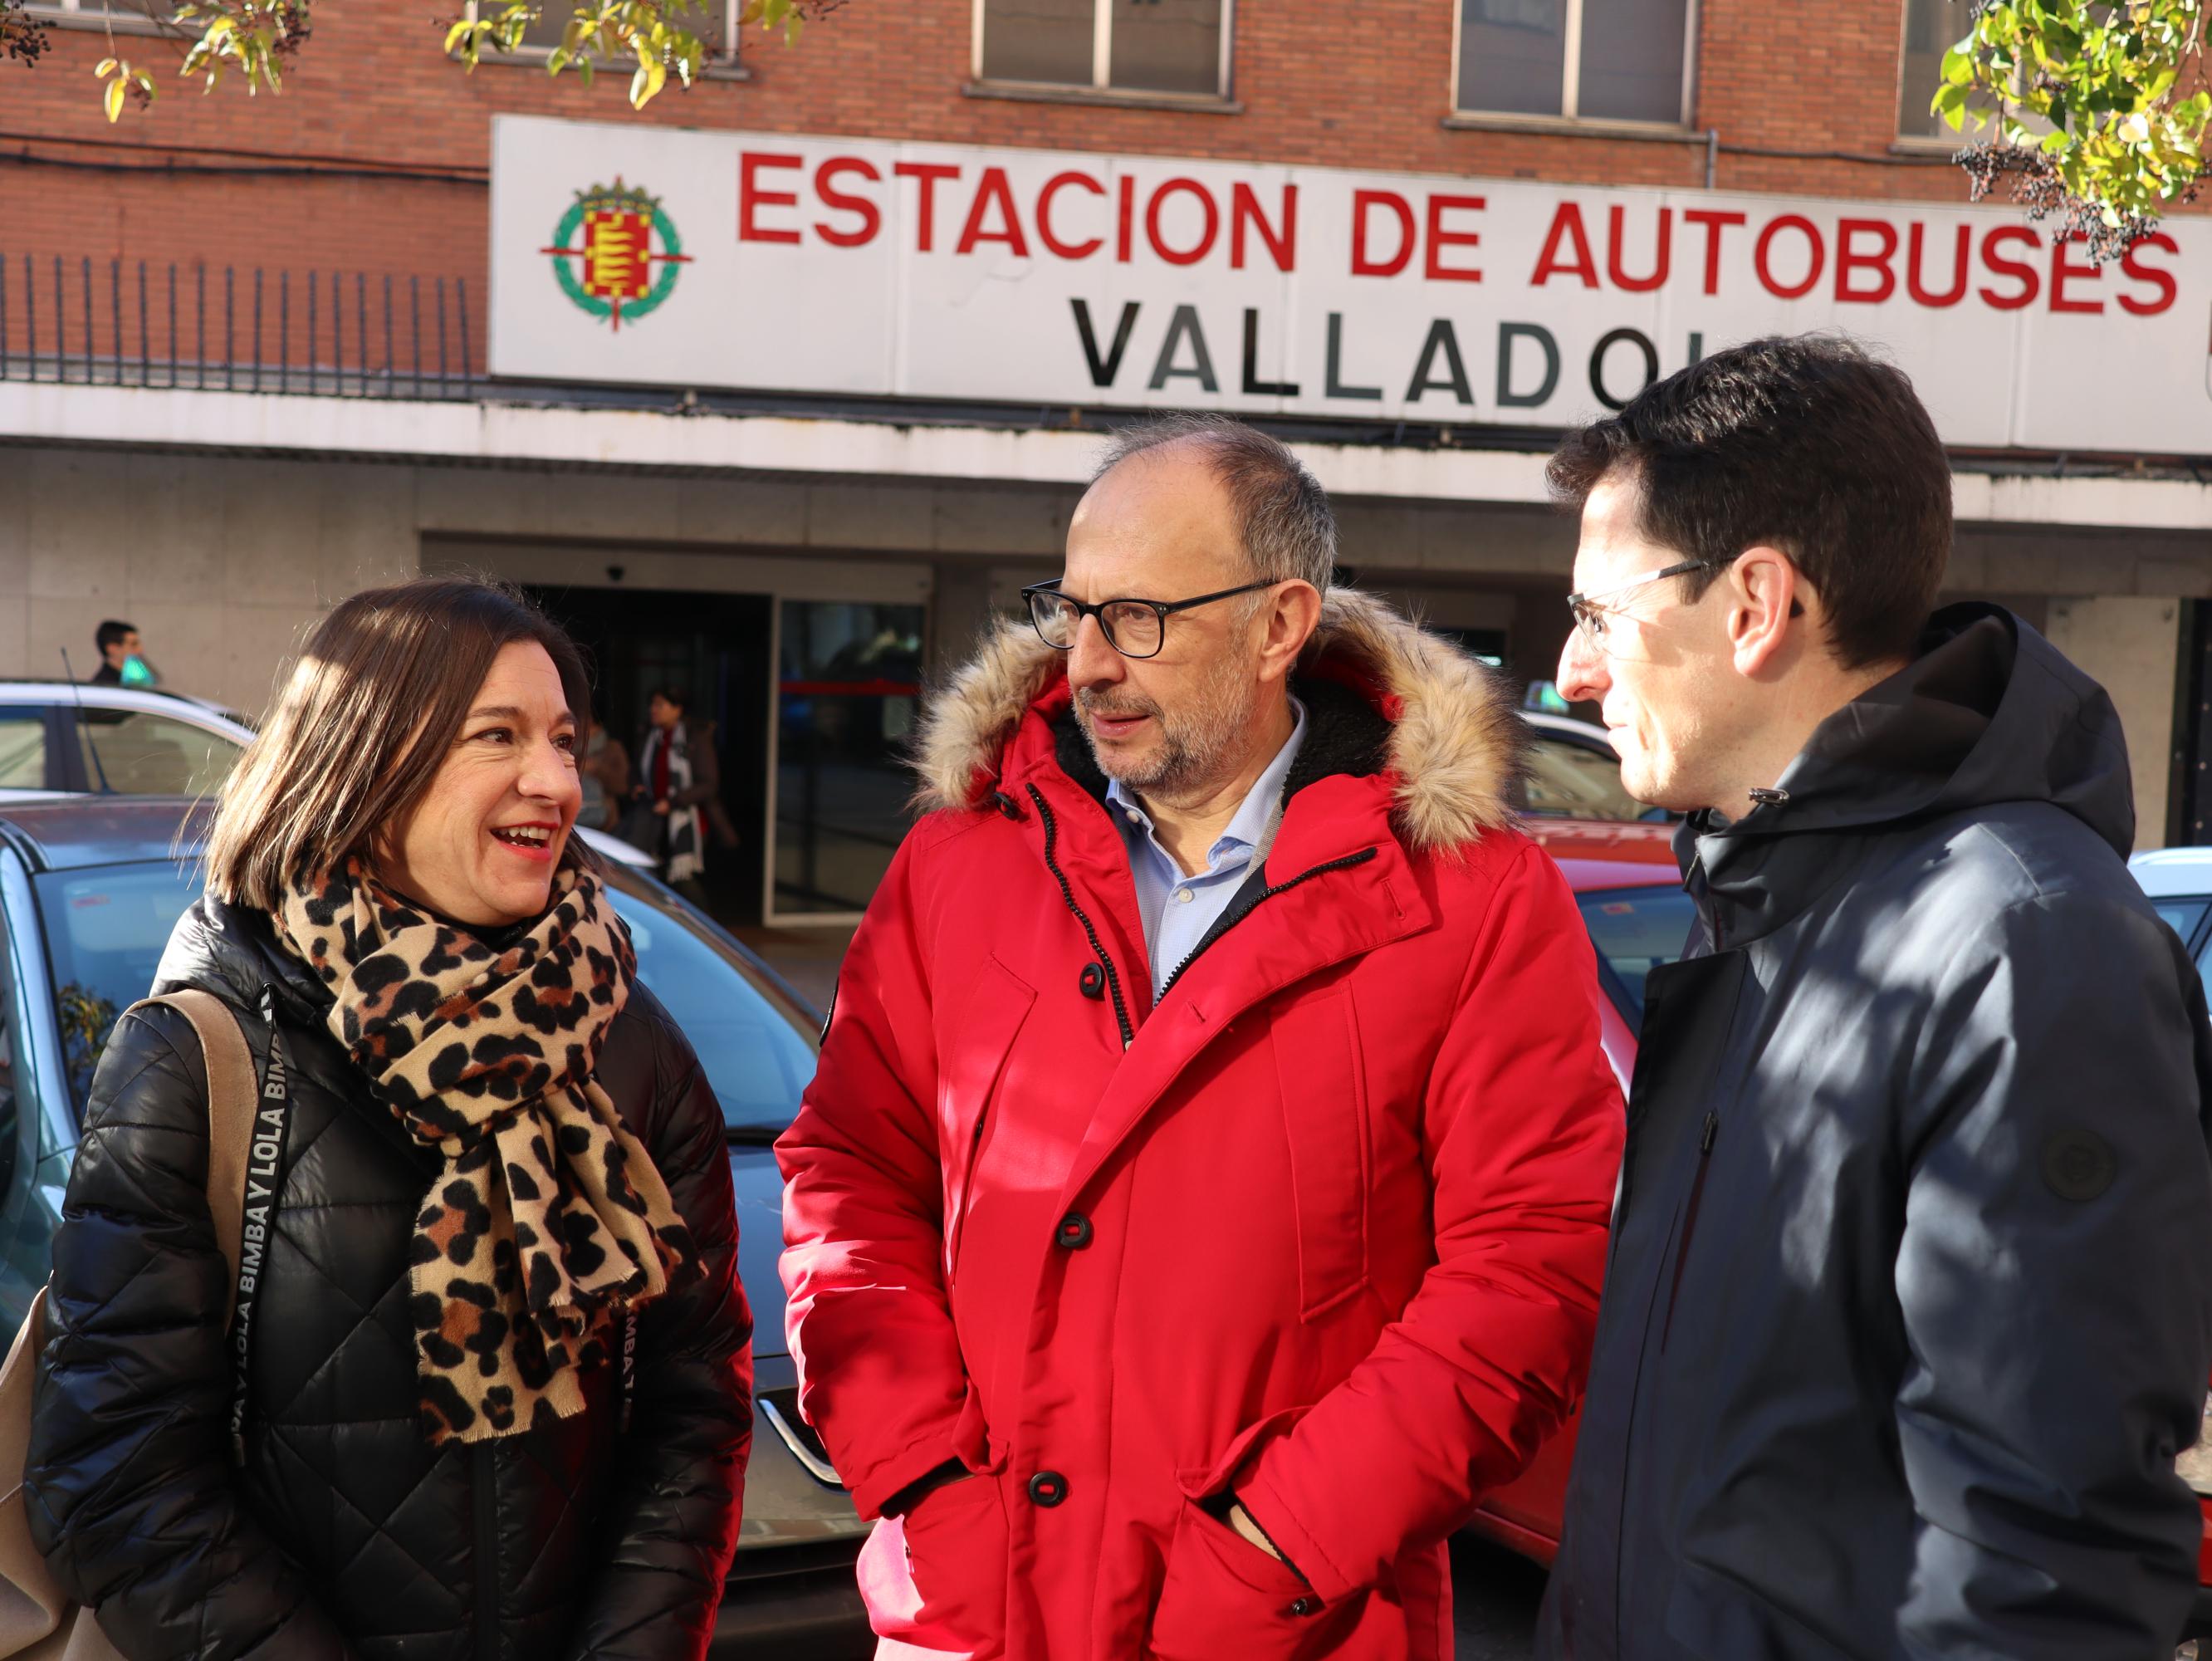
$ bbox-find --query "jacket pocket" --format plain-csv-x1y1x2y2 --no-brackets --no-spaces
1268,988,1371,1321
1146,1497,1341,1661
939,956,1038,1278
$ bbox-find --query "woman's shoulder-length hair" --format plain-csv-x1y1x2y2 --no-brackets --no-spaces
204,576,595,913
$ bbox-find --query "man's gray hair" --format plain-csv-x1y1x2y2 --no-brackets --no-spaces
1092,415,1336,595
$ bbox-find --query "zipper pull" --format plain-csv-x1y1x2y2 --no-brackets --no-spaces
1700,1111,1719,1154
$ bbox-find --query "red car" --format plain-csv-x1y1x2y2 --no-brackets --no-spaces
1487,818,2212,1647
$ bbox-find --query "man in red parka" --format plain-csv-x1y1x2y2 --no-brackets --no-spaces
778,416,1626,1660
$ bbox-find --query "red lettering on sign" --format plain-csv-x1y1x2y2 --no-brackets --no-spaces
957,166,1030,257
2120,232,2180,316
1531,203,1598,287
1146,178,1220,267
1754,215,1823,299
893,162,960,254
2048,234,2104,314
1425,194,1485,282
1833,218,1897,304
1979,226,2040,310
1682,208,1745,296
1906,223,1970,308
813,157,881,249
1037,171,1106,260
1117,175,1137,264
738,152,803,245
1231,183,1298,272
1604,205,1671,292
1351,190,1415,277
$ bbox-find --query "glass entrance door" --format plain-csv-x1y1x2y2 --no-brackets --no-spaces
770,599,927,923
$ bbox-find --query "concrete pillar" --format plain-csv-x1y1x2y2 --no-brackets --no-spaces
2045,595,2181,851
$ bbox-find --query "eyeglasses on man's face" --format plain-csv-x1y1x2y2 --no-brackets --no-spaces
1022,578,1278,660
1565,559,1718,647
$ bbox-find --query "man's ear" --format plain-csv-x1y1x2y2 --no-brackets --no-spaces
1726,547,1802,679
1260,581,1324,683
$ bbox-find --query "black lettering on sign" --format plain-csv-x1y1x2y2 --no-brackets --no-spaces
1241,309,1299,398
1404,320,1473,405
1324,314,1382,401
1496,322,1559,409
1148,306,1219,392
1589,328,1659,411
1069,299,1140,388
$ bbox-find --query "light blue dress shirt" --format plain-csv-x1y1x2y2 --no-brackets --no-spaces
1106,698,1308,997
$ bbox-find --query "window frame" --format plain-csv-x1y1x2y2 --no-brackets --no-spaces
1891,0,2049,149
1449,0,1700,131
461,0,746,76
970,0,1236,105
21,0,170,37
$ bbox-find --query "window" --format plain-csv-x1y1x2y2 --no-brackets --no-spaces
1523,732,1650,823
0,712,49,792
1577,885,1697,1026
1456,0,1693,125
467,1,741,68
977,0,1231,100
73,709,240,798
21,0,167,33
1896,0,2046,142
37,861,203,1117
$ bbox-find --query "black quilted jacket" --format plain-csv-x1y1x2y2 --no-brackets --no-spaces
22,894,753,1660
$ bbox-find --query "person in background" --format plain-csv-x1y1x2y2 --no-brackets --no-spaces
634,685,720,898
579,706,632,834
89,619,154,688
1536,336,2212,1660
26,576,751,1659
779,415,1622,1659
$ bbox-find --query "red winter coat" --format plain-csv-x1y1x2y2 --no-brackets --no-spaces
779,590,1625,1660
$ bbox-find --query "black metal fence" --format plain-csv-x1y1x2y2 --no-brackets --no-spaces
0,254,478,399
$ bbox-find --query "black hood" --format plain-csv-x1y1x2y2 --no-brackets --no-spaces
153,893,334,1027
1678,603,2136,946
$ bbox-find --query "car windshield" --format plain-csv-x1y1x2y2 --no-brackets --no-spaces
34,860,819,1139
1576,884,1698,1026
1524,733,1649,823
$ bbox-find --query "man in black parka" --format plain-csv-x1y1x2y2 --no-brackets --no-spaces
1537,335,2212,1659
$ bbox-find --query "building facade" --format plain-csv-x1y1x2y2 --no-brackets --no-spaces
3,0,2210,924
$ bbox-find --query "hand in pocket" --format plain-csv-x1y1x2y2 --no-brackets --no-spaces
857,1474,1011,1658
1146,1500,1348,1661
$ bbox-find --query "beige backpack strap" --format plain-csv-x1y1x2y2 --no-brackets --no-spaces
125,992,258,1329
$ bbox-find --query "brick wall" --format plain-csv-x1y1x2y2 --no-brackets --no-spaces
1,0,2107,368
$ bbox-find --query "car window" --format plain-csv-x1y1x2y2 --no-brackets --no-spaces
600,882,818,1138
0,709,49,791
1577,884,1698,1026
1524,733,1647,823
2153,899,2209,954
30,855,818,1139
75,710,241,797
35,861,204,1114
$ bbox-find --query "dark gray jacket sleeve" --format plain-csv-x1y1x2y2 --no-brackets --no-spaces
565,992,751,1660
1896,889,2212,1659
24,1003,355,1659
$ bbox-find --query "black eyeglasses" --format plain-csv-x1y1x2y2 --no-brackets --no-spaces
1021,578,1278,660
1565,559,1716,645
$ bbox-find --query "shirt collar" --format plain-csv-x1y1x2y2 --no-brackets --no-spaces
1106,696,1308,867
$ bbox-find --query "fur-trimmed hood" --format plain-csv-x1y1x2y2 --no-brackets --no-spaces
911,586,1522,854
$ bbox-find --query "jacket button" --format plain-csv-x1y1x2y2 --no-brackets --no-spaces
1027,1470,1069,1507
1055,1212,1094,1250
1078,963,1105,1000
1288,1595,1319,1617
991,791,1022,821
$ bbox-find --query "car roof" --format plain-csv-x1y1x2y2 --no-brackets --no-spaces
1523,818,1682,891
2128,846,2212,899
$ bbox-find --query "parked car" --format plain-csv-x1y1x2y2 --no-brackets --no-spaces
0,681,252,800
0,797,867,1660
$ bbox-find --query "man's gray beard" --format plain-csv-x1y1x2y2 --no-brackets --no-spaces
1077,647,1263,801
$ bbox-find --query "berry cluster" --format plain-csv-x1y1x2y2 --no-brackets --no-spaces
1952,138,2185,264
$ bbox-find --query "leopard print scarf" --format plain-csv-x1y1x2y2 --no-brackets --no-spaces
271,859,697,1445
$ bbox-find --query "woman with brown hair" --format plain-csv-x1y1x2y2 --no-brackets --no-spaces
22,576,751,1659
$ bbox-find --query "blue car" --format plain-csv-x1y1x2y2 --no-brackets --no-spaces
0,796,870,1659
